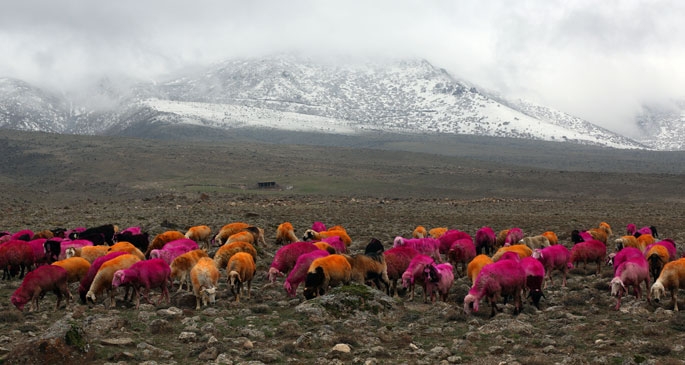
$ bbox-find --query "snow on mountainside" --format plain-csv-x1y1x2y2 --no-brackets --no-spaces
636,102,685,151
0,56,674,150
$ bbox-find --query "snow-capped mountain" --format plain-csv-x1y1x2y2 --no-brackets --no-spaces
635,102,685,151
0,56,675,150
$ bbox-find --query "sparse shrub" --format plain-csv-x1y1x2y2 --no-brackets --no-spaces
640,342,671,356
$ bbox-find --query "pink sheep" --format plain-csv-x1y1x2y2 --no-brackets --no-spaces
626,223,637,236
267,241,319,283
284,250,330,297
610,247,644,275
504,227,524,246
463,259,526,317
0,240,35,279
424,262,454,303
311,221,327,233
532,245,571,288
438,230,472,255
401,254,435,302
56,239,94,260
520,256,546,309
11,265,71,312
446,238,476,277
610,256,650,310
650,239,678,261
149,238,199,264
119,226,142,235
394,236,442,263
26,238,48,266
569,239,606,275
112,258,171,309
320,235,347,254
10,229,34,241
475,226,496,255
384,246,420,297
78,251,128,304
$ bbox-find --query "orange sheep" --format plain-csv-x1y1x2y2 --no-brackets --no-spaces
66,245,109,263
108,241,145,261
645,244,670,281
412,226,427,239
52,257,91,284
185,225,212,251
146,231,185,258
467,254,494,285
303,254,352,299
275,222,299,245
227,252,256,302
213,241,257,270
170,249,209,292
650,258,685,311
314,241,336,254
85,254,141,308
492,244,533,262
191,257,220,309
599,221,613,237
588,227,608,244
214,222,266,246
541,231,559,246
637,234,656,249
226,230,258,246
495,229,510,248
429,227,448,239
614,235,642,251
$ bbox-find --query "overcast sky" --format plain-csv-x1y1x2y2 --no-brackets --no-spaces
1,0,684,136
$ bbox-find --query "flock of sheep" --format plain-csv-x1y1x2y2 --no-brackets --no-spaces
1,220,684,318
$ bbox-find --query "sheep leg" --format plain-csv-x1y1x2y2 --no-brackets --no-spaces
672,290,679,311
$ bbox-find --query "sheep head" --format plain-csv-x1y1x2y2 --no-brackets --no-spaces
610,277,625,297
201,286,217,306
267,267,283,283
65,247,76,258
531,249,543,260
463,294,478,314
111,270,125,288
650,281,666,303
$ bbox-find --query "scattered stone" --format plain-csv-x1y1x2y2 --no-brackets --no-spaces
156,306,183,318
198,346,218,360
243,339,254,349
178,332,197,342
100,338,134,346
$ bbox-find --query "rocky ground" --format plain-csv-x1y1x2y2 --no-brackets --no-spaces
1,129,685,364
1,193,685,365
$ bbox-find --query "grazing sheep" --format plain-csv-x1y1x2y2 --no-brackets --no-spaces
66,245,110,263
276,222,299,245
303,226,352,247
86,254,141,308
650,258,685,311
227,252,256,302
10,229,34,241
541,231,559,246
615,235,642,252
429,227,448,239
636,233,656,250
438,229,472,255
467,254,494,285
320,235,347,254
303,254,352,299
149,238,199,265
214,241,258,272
191,257,220,310
504,228,524,246
492,244,533,262
609,247,644,275
401,254,435,302
446,238,476,277
394,236,442,263
267,241,318,283
610,257,650,310
72,224,117,245
146,231,185,258
520,256,546,309
496,229,510,248
424,262,454,303
463,259,527,317
32,229,54,240
226,227,263,246
588,227,608,244
284,250,330,297
313,241,336,254
112,258,171,309
599,222,613,237
653,239,678,260
78,251,128,304
51,257,91,284
108,241,146,260
11,265,71,312
344,240,390,292
412,226,427,238
626,223,637,236
637,225,659,238
532,245,571,288
311,221,327,233
185,225,212,251
0,240,35,279
170,249,209,292
113,231,150,254
569,239,606,275
519,235,551,250
645,244,670,281
383,246,420,297
213,222,250,245
475,226,496,255
26,238,48,266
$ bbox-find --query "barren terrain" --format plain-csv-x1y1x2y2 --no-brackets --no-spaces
1,129,684,364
